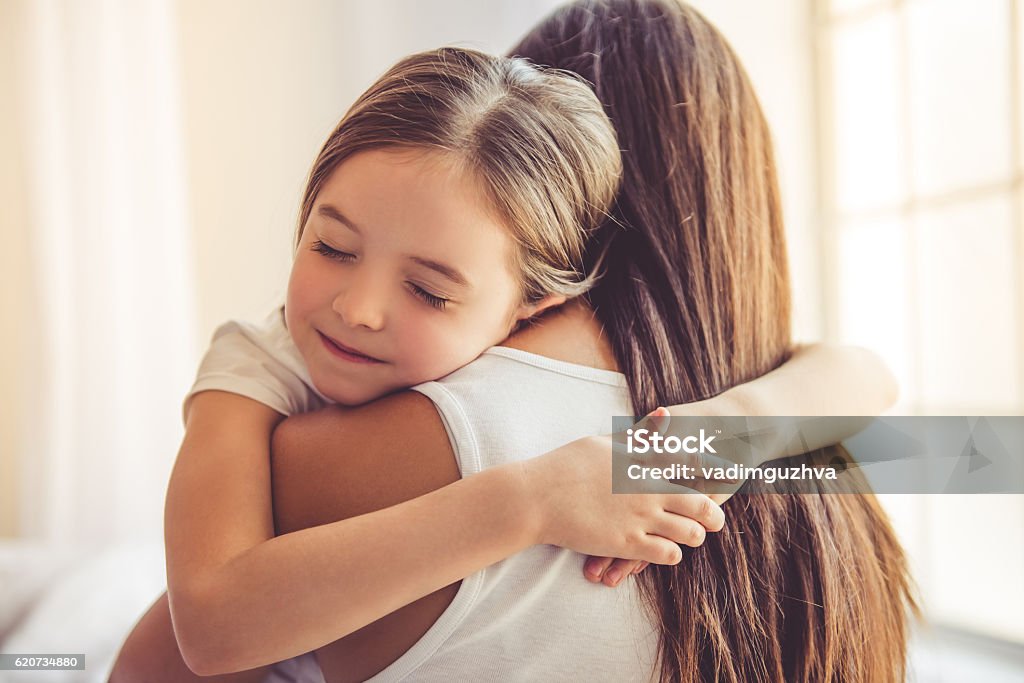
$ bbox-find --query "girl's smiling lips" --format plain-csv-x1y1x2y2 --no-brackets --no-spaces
318,331,385,364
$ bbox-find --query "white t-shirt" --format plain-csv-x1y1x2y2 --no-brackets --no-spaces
184,306,331,422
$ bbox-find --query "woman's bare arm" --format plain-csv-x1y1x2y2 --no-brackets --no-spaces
270,392,463,683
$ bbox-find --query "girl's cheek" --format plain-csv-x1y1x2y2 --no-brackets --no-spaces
290,258,334,310
286,258,313,301
284,284,311,324
397,324,465,378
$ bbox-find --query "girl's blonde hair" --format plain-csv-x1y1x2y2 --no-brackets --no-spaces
296,47,621,304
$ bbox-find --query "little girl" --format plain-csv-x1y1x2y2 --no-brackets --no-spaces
146,47,895,679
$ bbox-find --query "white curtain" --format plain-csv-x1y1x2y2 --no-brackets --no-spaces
10,0,570,548
18,0,198,545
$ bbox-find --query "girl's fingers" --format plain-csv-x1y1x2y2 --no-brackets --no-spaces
612,408,742,484
662,491,725,532
586,556,650,586
601,558,644,587
584,555,615,583
653,516,707,548
629,406,670,433
635,535,683,565
645,406,671,434
612,407,670,456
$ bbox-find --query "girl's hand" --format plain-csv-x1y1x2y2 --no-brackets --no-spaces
521,408,726,566
584,556,649,587
577,407,733,585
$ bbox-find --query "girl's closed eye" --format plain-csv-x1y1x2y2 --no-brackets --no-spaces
408,283,449,310
312,239,355,261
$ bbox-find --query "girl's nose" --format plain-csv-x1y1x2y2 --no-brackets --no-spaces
332,283,385,331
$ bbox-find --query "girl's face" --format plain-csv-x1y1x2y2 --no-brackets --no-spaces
286,147,557,406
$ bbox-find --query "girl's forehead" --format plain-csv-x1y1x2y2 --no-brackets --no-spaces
313,148,520,283
323,147,487,216
323,151,500,232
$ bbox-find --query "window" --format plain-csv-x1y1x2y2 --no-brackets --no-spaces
816,0,1024,644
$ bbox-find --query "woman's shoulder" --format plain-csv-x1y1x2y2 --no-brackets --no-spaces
501,300,619,373
412,302,625,405
276,389,455,484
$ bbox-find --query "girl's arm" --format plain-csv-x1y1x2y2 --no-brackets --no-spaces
585,342,897,586
165,390,721,676
683,342,897,419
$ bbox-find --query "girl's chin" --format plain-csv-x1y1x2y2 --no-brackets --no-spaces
323,387,383,407
316,379,394,407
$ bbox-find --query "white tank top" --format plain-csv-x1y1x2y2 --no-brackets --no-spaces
354,346,659,682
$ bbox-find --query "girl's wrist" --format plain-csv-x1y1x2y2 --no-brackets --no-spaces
513,435,607,548
472,461,546,550
506,455,554,547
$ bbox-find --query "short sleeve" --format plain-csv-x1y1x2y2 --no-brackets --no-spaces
183,310,326,423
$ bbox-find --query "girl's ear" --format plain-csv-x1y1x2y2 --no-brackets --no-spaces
513,294,567,324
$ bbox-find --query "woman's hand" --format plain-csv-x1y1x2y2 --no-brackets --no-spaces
521,408,726,567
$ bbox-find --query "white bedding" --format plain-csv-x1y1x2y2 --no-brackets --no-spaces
0,541,166,683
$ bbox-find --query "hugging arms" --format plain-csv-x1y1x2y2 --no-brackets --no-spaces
109,337,895,683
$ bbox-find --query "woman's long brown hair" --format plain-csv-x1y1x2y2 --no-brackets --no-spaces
512,1,919,681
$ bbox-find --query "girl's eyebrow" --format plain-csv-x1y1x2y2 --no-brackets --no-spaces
408,256,470,288
318,204,362,234
318,203,470,288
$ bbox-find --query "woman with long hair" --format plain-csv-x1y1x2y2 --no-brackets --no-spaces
510,4,918,679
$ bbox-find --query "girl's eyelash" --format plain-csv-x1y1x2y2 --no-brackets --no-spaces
409,284,449,310
311,240,354,261
312,239,448,310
